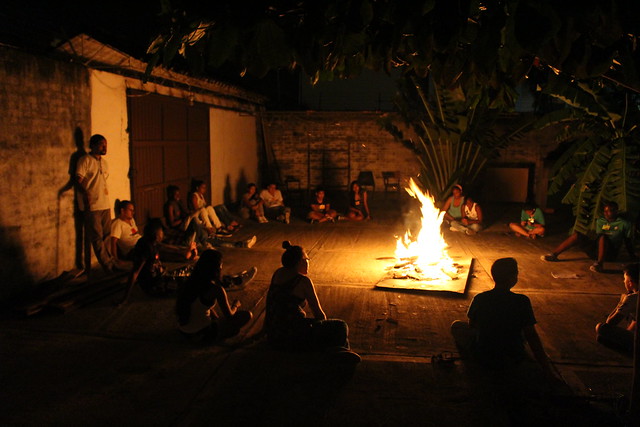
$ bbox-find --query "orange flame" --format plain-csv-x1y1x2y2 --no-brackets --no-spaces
395,178,457,280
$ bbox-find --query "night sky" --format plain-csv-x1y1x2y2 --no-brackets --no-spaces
1,0,163,57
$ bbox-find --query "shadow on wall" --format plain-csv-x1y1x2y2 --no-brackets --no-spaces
0,225,34,303
57,127,86,270
231,170,249,210
223,175,233,207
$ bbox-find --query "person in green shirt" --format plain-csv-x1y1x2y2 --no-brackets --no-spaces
509,202,546,239
542,202,636,272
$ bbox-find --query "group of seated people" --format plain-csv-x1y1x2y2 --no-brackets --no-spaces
240,182,292,224
307,181,371,223
239,180,372,224
113,177,638,376
442,184,636,275
441,184,484,235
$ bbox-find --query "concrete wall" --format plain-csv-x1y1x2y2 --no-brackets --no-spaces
210,110,259,206
0,46,91,300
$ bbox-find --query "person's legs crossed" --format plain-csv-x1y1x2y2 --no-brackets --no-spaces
450,220,468,232
204,206,223,229
596,322,633,353
310,319,350,350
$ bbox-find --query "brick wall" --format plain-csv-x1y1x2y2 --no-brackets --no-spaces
0,47,91,301
262,111,421,191
262,111,560,206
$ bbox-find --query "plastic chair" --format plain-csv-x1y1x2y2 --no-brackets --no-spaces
357,171,375,195
284,176,303,207
382,171,400,193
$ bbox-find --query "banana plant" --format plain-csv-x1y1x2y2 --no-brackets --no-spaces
535,72,640,235
379,75,531,202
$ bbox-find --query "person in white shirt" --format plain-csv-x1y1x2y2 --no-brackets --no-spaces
76,134,114,274
260,183,291,224
110,200,142,268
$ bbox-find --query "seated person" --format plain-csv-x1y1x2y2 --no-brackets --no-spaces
260,183,291,224
175,249,253,343
450,196,483,235
265,241,360,362
118,219,197,304
214,203,242,230
165,185,257,251
595,263,639,354
110,200,142,268
240,183,268,223
542,202,636,272
307,187,338,223
188,179,233,236
441,184,464,228
164,185,208,245
118,220,257,306
451,258,558,382
509,202,545,239
347,180,370,221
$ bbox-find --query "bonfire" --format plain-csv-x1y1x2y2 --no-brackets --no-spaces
393,178,460,281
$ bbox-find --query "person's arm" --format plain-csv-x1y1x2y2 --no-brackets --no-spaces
606,309,626,326
276,191,284,205
362,191,370,219
110,236,120,263
76,174,90,206
470,205,483,224
167,203,182,228
208,281,239,318
461,207,469,225
523,324,560,383
301,278,326,320
442,198,453,221
118,258,145,305
189,193,199,213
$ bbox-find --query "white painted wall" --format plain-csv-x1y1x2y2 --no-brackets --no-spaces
90,70,131,214
91,70,259,209
209,110,259,205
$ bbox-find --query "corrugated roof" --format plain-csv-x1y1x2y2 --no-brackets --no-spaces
56,34,266,107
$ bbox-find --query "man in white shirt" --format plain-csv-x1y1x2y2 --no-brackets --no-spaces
76,134,114,274
259,183,291,224
111,200,142,268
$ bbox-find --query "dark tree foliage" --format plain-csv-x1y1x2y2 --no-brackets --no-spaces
147,0,640,229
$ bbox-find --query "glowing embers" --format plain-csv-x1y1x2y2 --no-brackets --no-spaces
376,178,471,293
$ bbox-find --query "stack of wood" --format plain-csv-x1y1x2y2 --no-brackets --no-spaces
14,269,128,316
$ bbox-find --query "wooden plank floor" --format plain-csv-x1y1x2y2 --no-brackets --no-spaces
1,193,635,425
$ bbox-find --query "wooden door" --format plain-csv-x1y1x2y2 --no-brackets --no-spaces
128,92,210,224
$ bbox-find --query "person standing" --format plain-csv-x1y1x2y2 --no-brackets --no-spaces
76,134,114,275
